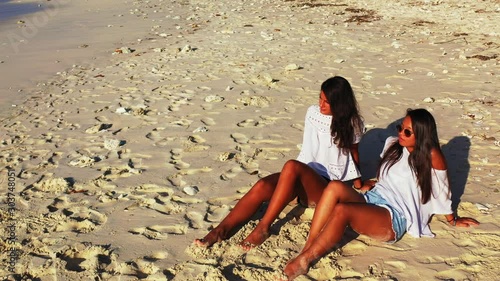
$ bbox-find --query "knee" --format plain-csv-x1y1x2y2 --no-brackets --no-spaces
281,159,303,175
251,177,276,197
283,159,302,170
324,180,344,196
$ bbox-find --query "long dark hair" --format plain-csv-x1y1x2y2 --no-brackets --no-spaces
321,76,363,154
377,108,442,204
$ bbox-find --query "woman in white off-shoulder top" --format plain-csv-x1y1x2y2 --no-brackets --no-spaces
194,76,365,248
284,108,480,280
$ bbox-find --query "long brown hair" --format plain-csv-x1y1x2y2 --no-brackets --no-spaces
321,76,363,154
377,108,443,204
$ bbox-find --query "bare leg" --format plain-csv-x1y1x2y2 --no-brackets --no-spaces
302,180,365,252
240,160,328,249
194,173,280,247
284,203,394,280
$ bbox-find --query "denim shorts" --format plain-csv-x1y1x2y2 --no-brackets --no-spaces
363,189,407,243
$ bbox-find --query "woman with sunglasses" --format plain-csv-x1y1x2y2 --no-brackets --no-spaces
194,76,365,248
283,108,480,280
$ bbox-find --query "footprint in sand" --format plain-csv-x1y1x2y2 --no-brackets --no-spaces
58,243,114,272
28,174,68,192
205,204,231,223
384,260,407,272
154,137,176,147
97,190,130,203
168,118,193,127
231,133,249,144
132,258,161,276
170,159,191,169
85,123,113,134
148,224,188,235
185,211,206,229
255,115,291,127
98,165,142,180
183,137,210,152
201,117,216,126
47,195,72,211
165,262,226,280
187,134,206,144
127,195,186,215
254,147,292,161
237,119,258,127
132,184,175,195
248,138,284,145
340,239,369,256
55,206,108,233
206,192,245,206
241,162,259,175
144,251,169,261
182,166,213,175
172,193,204,204
68,154,97,167
129,227,167,240
373,106,394,119
145,130,162,141
149,195,186,215
129,224,188,240
170,148,183,160
220,166,243,180
45,196,107,233
218,152,236,162
167,173,186,187
237,96,272,107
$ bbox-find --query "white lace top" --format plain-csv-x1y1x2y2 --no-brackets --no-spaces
296,105,364,181
374,136,453,237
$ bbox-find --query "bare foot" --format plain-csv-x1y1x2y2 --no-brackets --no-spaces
193,227,227,247
284,255,310,280
239,225,270,250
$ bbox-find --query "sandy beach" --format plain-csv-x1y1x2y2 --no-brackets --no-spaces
0,0,498,280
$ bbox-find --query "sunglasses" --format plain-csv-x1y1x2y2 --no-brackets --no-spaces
396,124,414,138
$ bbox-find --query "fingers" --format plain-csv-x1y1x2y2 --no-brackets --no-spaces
193,238,209,247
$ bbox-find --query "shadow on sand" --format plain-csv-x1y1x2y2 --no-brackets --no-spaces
441,136,471,214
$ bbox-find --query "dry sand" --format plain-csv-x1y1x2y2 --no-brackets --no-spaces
0,0,498,280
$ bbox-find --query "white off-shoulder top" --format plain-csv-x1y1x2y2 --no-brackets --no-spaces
373,136,453,237
296,105,364,181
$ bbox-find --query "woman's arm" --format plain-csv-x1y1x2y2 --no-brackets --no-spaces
349,143,363,188
435,148,480,227
431,147,447,170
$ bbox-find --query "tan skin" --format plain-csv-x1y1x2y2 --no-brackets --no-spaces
194,91,362,248
283,115,480,280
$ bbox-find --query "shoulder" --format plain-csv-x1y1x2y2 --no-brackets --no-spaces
385,136,398,147
380,136,398,157
305,105,331,130
306,105,320,115
431,147,447,170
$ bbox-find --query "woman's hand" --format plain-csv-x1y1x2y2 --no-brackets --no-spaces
354,179,377,192
454,217,480,227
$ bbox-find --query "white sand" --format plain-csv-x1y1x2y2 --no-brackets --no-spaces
0,0,498,280
0,0,190,118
